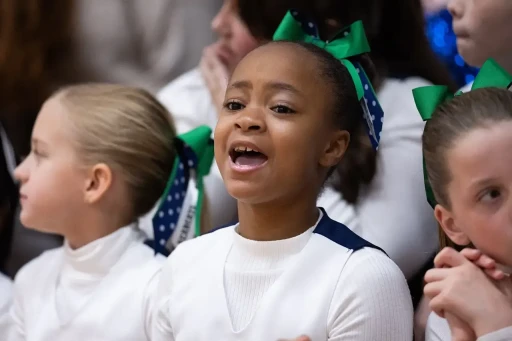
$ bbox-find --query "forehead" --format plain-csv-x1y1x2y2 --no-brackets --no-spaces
230,43,326,91
33,97,73,144
447,122,512,182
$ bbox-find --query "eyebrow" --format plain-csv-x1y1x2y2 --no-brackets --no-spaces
228,80,253,91
228,80,303,97
31,137,48,148
266,81,304,97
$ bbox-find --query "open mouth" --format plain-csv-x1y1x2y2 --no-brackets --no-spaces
229,146,268,168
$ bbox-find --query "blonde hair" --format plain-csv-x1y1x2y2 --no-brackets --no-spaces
54,83,177,221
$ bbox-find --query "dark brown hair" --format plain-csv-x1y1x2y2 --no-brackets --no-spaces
238,0,457,203
0,0,74,156
266,41,374,194
423,88,512,248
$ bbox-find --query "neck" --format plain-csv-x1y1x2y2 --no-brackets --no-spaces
237,194,319,241
65,211,131,249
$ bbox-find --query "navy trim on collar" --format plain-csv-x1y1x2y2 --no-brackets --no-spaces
313,208,385,254
208,208,385,254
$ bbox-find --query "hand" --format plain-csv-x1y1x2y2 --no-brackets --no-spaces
424,247,512,338
445,312,475,341
460,248,505,280
199,43,232,115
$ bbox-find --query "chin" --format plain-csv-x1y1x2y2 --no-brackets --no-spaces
225,181,270,204
457,41,484,68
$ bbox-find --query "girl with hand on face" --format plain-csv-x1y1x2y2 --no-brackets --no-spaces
413,59,512,341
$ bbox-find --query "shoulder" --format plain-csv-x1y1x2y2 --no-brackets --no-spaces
159,226,233,284
115,242,165,277
157,68,209,109
14,248,61,284
312,210,383,253
327,247,413,339
0,273,13,313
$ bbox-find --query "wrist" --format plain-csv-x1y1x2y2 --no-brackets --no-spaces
474,303,512,338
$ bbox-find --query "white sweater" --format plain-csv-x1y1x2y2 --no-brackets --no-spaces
426,312,512,341
0,273,12,315
157,70,438,279
152,209,413,341
0,225,164,341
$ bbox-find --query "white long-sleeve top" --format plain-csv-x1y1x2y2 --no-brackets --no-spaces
0,273,12,315
157,71,438,278
152,209,413,341
0,225,164,341
426,311,512,341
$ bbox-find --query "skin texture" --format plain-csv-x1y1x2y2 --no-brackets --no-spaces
426,122,512,339
214,42,349,241
200,0,258,113
14,97,128,249
448,0,512,71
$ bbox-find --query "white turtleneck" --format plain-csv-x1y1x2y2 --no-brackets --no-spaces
224,224,316,331
153,209,413,341
1,225,165,341
0,273,13,315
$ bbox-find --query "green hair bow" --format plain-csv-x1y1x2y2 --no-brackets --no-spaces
273,10,384,150
413,58,512,208
151,125,214,255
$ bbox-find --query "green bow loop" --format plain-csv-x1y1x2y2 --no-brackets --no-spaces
413,58,512,210
273,12,370,61
412,85,454,121
177,125,214,179
413,58,512,123
471,58,512,90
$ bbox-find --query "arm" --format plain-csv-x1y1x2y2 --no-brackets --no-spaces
356,78,438,279
327,248,413,341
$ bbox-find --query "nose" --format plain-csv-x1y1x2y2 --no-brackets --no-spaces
234,108,266,133
447,0,463,18
211,2,230,37
14,157,29,184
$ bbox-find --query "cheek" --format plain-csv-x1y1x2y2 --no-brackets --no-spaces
460,208,512,264
230,24,258,59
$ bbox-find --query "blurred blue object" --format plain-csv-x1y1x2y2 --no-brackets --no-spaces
425,9,479,87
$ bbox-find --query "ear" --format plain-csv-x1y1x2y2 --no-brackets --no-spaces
83,163,113,204
319,130,350,168
434,204,471,246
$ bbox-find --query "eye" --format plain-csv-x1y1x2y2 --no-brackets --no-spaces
480,188,502,202
224,101,245,111
271,105,295,114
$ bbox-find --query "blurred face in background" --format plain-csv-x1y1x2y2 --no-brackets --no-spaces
210,0,259,74
448,0,512,71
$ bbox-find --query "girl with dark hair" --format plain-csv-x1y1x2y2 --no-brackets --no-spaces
158,0,455,287
153,17,412,339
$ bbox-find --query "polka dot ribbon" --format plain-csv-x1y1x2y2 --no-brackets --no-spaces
150,126,214,256
413,58,512,208
273,10,385,150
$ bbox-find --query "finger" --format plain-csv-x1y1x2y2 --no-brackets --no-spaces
460,248,482,261
424,280,444,300
474,254,497,270
425,267,454,283
485,268,506,281
434,247,470,269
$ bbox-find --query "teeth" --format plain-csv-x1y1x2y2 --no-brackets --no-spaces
234,146,259,153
